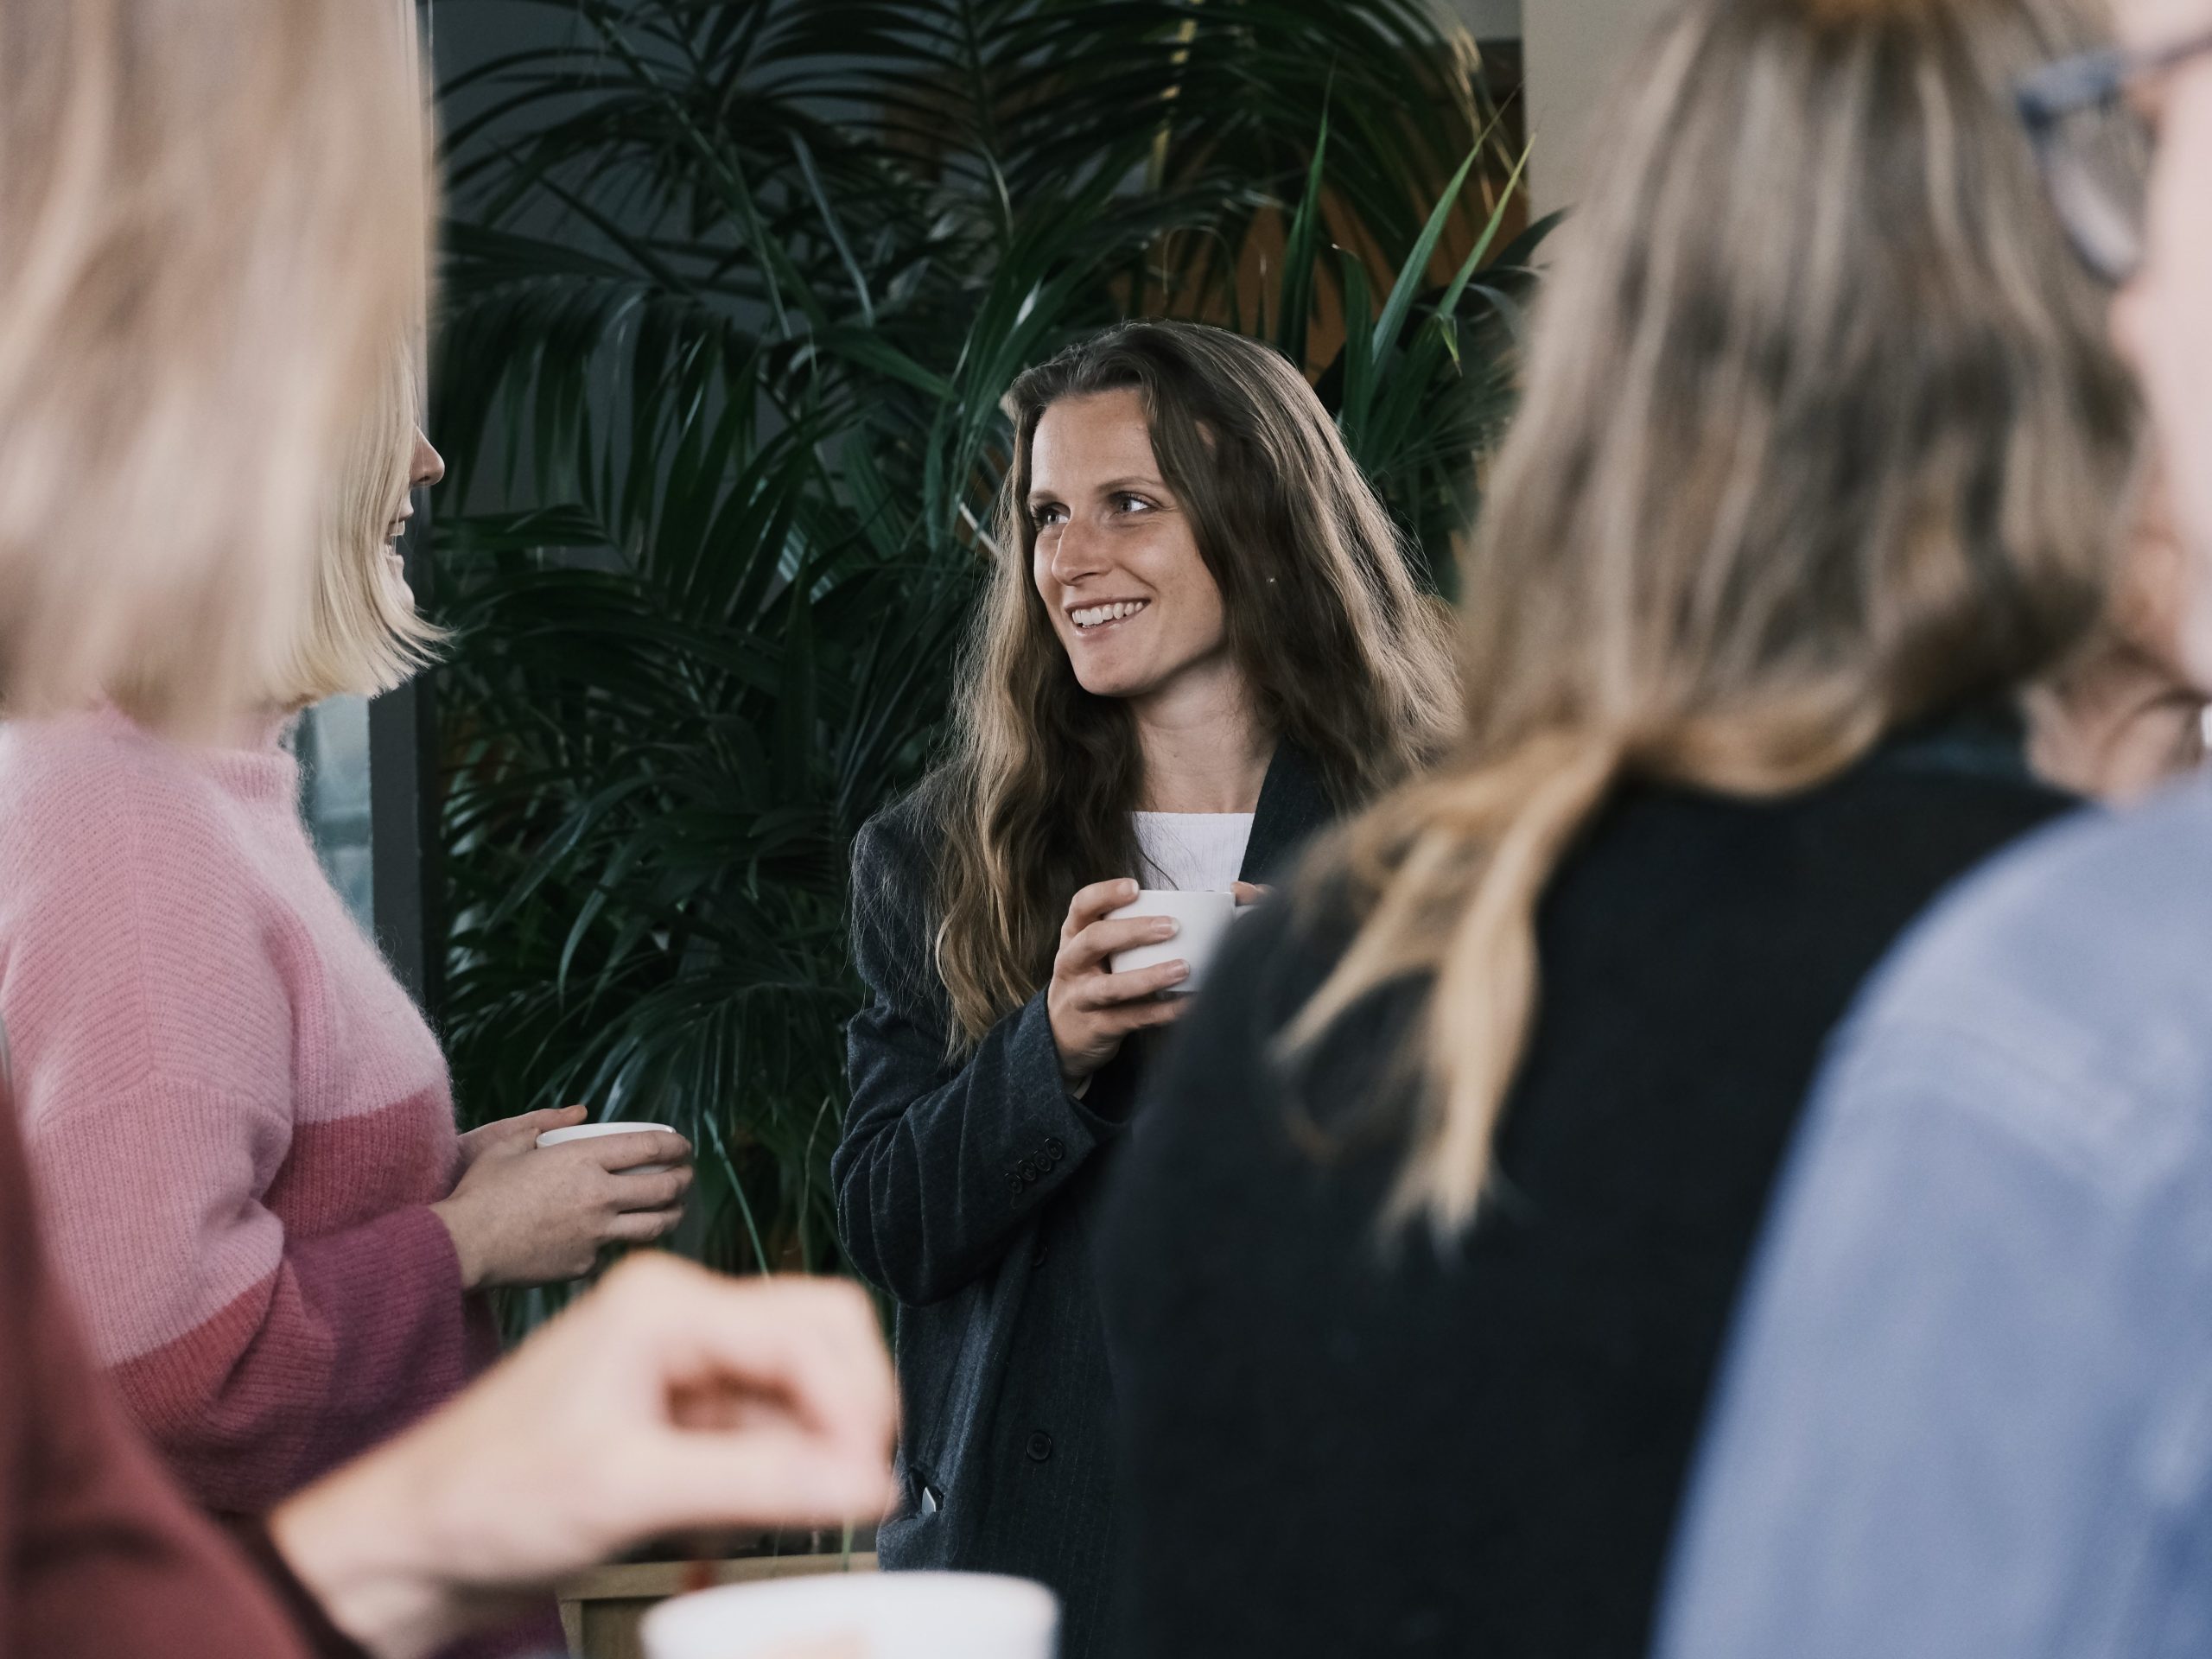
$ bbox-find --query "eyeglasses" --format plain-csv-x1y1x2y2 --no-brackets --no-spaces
2017,26,2212,284
2025,28,2212,285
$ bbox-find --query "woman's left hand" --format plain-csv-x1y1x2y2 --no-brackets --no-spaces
454,1106,582,1173
434,1105,693,1290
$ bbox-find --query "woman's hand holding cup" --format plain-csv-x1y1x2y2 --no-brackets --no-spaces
1048,878,1192,1084
433,1104,695,1290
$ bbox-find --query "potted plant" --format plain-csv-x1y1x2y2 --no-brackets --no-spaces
426,0,1548,1336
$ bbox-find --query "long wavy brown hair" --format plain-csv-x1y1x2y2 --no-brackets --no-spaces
1290,0,2142,1233
926,321,1460,1049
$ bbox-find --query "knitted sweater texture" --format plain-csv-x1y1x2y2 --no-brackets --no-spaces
0,709,492,1514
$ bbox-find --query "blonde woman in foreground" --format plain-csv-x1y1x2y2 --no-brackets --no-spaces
1097,0,2142,1651
0,331,697,1529
0,3,890,1657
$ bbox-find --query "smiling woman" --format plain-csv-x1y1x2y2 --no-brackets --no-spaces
1029,388,1236,711
832,319,1458,1656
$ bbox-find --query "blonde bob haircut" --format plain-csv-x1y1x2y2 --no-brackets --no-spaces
278,344,445,709
0,0,430,736
1292,0,2140,1234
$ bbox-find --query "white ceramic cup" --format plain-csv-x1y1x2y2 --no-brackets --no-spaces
641,1571,1058,1659
1106,888,1238,995
535,1120,678,1177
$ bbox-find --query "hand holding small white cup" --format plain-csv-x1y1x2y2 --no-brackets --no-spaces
1046,879,1273,1085
1046,878,1193,1084
432,1105,694,1290
1105,889,1249,988
537,1118,681,1175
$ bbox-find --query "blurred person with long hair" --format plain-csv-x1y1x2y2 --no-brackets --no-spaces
0,242,695,1535
0,2,889,1656
1096,0,2143,1650
834,318,1457,1656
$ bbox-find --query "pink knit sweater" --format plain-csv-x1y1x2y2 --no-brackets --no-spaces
0,708,493,1515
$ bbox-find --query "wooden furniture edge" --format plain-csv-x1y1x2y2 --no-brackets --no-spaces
559,1551,879,1603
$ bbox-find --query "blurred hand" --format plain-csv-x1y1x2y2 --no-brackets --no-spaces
433,1105,692,1289
1046,877,1191,1084
270,1255,898,1659
1233,881,1270,906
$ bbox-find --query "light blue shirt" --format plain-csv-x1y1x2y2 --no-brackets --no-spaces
1658,774,2212,1659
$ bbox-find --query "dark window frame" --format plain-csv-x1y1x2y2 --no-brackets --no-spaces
369,505,444,1017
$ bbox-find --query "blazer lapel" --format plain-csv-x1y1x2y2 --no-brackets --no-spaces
1241,741,1336,884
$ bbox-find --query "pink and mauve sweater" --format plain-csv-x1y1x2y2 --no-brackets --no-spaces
0,708,494,1515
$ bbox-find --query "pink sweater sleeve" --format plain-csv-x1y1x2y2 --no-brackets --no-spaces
0,1070,322,1659
0,721,479,1513
27,1076,470,1511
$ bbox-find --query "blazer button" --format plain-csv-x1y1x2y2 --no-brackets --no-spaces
1025,1431,1053,1463
1007,1174,1024,1199
1043,1137,1065,1160
1031,1239,1049,1268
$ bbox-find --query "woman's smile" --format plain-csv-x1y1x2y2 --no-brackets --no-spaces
1068,597,1151,632
1029,389,1231,705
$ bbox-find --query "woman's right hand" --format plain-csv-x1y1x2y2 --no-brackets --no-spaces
1047,877,1191,1084
270,1256,897,1659
430,1106,694,1291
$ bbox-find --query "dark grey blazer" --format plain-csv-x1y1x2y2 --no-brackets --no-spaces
834,744,1333,1659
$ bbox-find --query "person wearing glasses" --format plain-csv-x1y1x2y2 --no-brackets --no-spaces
1656,3,2212,1656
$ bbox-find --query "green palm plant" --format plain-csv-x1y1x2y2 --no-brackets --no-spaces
427,0,1548,1325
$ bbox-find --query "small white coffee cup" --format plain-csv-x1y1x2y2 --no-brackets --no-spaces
1107,888,1239,995
536,1120,678,1177
641,1571,1058,1659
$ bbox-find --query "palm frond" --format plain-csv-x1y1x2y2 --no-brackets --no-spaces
428,0,1545,1325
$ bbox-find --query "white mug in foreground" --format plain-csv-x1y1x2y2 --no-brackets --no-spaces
1107,888,1236,995
642,1570,1058,1659
535,1120,677,1177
